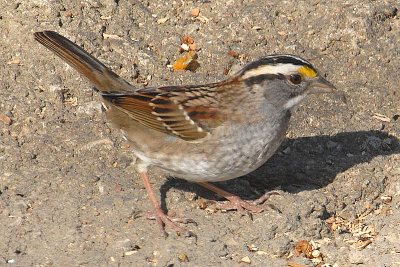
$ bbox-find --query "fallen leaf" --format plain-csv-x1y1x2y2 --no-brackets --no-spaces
227,51,239,58
172,51,198,71
295,240,313,258
178,253,189,262
182,36,194,44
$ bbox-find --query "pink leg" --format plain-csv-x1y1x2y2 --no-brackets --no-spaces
140,172,194,237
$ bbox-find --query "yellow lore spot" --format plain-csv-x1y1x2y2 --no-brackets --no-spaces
298,66,317,77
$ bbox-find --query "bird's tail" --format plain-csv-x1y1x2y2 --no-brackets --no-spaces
34,31,133,92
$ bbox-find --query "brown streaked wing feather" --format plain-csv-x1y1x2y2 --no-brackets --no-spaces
101,91,168,133
151,94,209,140
101,84,227,141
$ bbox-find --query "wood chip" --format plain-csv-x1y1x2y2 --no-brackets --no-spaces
103,33,121,40
196,15,209,23
238,256,251,264
124,250,137,256
100,15,111,20
372,112,391,122
7,59,21,65
287,262,307,267
157,17,169,24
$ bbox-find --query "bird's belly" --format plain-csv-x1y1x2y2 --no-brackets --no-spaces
133,118,289,182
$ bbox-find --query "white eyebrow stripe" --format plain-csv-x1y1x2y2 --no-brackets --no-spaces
241,63,300,79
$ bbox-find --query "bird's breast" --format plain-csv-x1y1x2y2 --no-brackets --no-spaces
130,112,290,182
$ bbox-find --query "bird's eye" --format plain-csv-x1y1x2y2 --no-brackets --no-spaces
289,74,302,85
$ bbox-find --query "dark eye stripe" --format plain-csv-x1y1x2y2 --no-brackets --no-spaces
243,74,285,87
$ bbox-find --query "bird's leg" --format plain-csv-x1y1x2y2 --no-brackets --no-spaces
139,171,194,237
197,182,280,214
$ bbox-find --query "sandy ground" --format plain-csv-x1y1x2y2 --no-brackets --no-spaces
1,0,400,266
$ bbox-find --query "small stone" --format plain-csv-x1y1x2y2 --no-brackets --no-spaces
113,239,133,252
189,8,200,17
0,114,11,125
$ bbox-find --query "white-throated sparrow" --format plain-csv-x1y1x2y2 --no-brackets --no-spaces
34,31,336,236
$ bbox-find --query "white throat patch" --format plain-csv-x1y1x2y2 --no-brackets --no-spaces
283,94,307,110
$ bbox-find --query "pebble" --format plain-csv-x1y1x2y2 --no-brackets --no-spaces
189,8,200,17
113,238,133,252
0,114,11,125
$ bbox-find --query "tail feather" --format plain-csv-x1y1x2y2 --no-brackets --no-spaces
34,31,133,92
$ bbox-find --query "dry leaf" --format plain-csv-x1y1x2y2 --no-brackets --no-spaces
178,253,189,262
182,36,194,44
295,240,313,258
287,262,307,267
227,51,239,58
172,51,198,71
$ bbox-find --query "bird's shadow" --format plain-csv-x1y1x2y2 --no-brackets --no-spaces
158,130,399,211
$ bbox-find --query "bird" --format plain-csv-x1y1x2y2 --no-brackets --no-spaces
34,30,336,237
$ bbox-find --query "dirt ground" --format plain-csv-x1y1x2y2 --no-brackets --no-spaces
1,0,400,266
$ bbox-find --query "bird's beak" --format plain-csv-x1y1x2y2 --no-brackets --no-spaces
308,76,336,94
